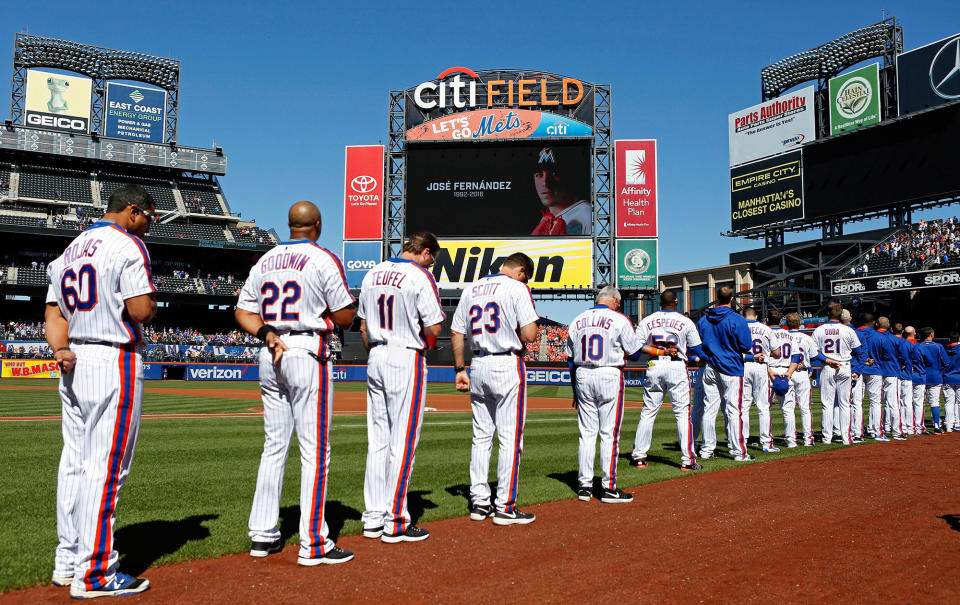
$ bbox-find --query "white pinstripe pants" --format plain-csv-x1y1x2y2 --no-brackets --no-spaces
55,343,143,592
575,366,625,490
883,376,902,437
362,346,427,535
863,374,884,436
632,361,696,465
943,385,959,430
900,379,914,435
784,371,814,446
469,355,527,513
912,383,926,434
249,345,336,559
699,366,747,458
820,364,852,444
742,362,769,446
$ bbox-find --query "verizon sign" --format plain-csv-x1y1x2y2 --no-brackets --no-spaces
343,145,384,240
614,140,657,237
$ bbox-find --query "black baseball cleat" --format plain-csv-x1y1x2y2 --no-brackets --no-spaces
599,488,633,503
680,462,704,472
492,509,536,525
362,525,384,538
631,457,648,468
381,525,430,543
250,538,283,558
469,504,494,521
577,487,592,502
297,546,354,566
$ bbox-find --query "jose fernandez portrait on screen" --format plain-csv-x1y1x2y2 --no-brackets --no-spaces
530,147,592,236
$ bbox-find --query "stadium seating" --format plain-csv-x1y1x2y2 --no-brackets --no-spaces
0,214,47,228
0,165,11,197
842,218,960,278
99,173,178,212
229,225,274,243
18,164,93,204
154,275,198,293
178,177,224,215
145,221,227,241
16,266,47,286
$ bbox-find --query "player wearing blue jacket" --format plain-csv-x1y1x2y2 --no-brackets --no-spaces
857,315,884,439
905,327,926,435
892,324,916,436
942,332,960,432
916,327,949,432
874,318,904,439
694,286,758,462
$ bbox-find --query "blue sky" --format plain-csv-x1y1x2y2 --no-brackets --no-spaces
2,1,957,322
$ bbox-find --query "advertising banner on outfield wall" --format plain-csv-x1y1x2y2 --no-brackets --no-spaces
1,359,60,379
24,69,92,134
829,63,881,135
615,239,658,289
343,145,384,240
728,86,815,167
897,32,960,116
432,239,593,289
831,266,960,296
614,140,657,237
405,109,592,141
406,141,592,237
343,240,383,288
104,82,166,142
730,150,804,231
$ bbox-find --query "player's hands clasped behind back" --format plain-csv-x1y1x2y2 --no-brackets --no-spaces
264,332,288,364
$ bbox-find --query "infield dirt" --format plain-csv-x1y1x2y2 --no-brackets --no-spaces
6,433,960,603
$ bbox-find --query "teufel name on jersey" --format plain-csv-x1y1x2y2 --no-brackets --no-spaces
370,269,407,289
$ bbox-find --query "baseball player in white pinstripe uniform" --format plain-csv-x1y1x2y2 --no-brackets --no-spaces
451,253,539,525
236,202,356,566
631,290,704,471
565,286,643,503
358,233,445,543
764,310,793,452
812,302,862,445
784,313,818,447
45,185,156,598
743,307,772,450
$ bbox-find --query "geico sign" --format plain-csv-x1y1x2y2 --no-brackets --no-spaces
26,113,87,132
924,272,960,285
877,277,912,290
413,66,584,111
525,369,570,383
833,281,866,294
189,367,243,380
346,259,376,270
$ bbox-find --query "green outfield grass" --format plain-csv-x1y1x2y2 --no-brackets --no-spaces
0,379,841,592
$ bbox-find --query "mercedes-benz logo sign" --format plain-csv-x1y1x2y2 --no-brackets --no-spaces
623,248,651,275
350,175,377,193
930,36,960,100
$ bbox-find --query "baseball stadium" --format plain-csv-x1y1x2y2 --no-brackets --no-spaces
2,13,960,603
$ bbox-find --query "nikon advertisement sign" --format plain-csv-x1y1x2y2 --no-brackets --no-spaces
730,150,804,231
432,239,592,289
615,239,658,289
831,267,960,296
24,69,92,133
829,63,881,136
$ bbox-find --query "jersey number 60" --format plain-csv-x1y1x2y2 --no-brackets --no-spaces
61,264,98,313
